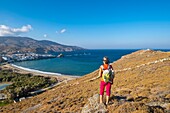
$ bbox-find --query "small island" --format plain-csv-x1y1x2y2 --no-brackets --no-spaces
57,53,64,58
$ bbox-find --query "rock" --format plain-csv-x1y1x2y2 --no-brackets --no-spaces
113,102,165,113
81,94,107,113
22,104,42,113
126,96,134,101
134,96,148,102
57,53,64,58
165,94,170,99
166,103,170,111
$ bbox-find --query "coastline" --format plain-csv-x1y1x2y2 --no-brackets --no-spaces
0,82,13,85
0,83,12,91
0,63,79,82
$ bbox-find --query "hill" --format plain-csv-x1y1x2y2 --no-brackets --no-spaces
0,49,170,113
0,36,84,54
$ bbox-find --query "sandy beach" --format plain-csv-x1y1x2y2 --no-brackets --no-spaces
0,63,78,82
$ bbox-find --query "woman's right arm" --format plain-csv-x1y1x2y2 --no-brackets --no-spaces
88,66,102,81
99,66,102,77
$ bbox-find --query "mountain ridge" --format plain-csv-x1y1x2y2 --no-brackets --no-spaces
0,36,84,54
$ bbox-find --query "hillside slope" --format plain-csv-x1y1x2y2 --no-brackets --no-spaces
0,36,84,54
0,50,170,113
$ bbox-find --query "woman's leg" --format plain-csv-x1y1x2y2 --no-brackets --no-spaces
100,81,105,104
106,82,111,104
100,95,103,104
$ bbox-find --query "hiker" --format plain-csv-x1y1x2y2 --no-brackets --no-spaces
99,56,114,105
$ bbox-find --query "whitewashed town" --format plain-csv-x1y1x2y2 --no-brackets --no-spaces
0,53,56,63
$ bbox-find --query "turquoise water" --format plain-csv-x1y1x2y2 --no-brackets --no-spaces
13,49,170,76
0,84,11,90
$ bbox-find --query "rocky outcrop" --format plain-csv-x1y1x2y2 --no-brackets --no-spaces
81,94,107,113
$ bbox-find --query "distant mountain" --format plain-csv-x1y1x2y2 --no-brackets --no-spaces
0,36,84,54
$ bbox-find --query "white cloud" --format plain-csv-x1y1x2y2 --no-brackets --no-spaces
0,25,32,36
60,29,66,33
56,28,67,34
43,34,47,38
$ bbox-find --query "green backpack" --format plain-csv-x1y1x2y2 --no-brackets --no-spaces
101,65,114,83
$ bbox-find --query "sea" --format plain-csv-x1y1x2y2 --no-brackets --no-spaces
13,49,170,76
0,84,11,91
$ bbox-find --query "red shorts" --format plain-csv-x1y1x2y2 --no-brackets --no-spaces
100,81,111,96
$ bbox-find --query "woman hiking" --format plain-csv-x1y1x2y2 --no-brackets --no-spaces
99,56,114,106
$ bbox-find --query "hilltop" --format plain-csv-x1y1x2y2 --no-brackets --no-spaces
0,36,84,54
0,49,170,113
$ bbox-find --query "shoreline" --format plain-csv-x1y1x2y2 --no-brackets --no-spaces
0,82,13,85
0,63,79,81
0,83,12,91
11,64,62,76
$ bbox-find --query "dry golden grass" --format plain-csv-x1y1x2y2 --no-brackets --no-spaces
0,50,170,113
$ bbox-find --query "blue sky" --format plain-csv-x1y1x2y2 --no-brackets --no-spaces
0,0,170,49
